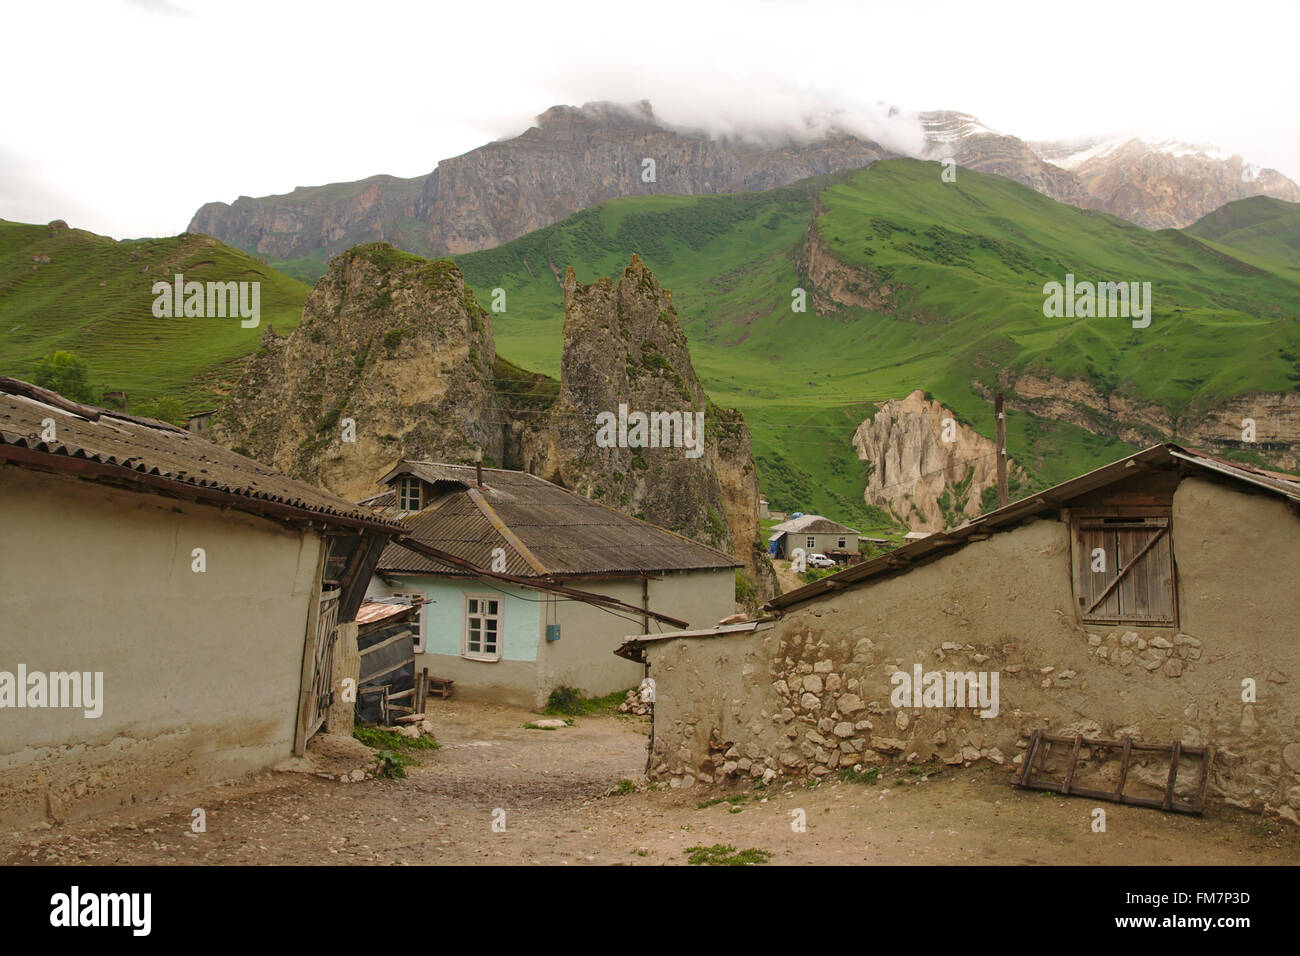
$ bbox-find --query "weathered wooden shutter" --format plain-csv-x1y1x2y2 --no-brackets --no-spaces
1074,517,1176,625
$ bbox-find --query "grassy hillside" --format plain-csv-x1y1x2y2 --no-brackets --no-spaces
6,163,1296,535
0,220,311,411
457,160,1300,530
1184,195,1300,283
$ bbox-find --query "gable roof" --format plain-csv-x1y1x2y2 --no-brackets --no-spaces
770,514,860,536
368,461,741,578
0,377,406,535
766,443,1300,613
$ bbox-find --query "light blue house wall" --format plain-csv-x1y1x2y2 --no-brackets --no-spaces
380,574,541,662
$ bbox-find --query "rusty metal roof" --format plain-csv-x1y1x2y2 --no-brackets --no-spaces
371,461,740,578
0,377,406,534
766,443,1300,613
356,599,420,626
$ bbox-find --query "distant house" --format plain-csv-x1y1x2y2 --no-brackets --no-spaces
0,377,405,829
186,409,216,435
768,514,860,561
360,461,741,707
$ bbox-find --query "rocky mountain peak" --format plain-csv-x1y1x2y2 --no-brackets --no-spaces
211,243,504,500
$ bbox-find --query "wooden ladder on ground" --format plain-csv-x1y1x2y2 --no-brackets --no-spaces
1015,730,1214,815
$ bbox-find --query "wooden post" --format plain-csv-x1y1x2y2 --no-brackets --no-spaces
995,393,1008,508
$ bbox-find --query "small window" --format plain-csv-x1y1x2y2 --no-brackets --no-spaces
463,594,502,661
390,591,424,653
397,476,422,512
806,535,816,549
837,536,847,549
1072,515,1176,626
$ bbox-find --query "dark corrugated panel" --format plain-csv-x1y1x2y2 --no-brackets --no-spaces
374,459,742,577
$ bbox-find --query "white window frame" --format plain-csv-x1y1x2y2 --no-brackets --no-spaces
806,535,816,549
397,475,422,512
837,536,847,549
389,590,425,653
462,593,503,662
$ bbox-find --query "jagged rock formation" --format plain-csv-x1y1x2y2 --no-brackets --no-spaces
210,246,776,602
851,390,1023,531
977,374,1300,472
190,101,1300,270
211,244,504,501
795,199,909,318
513,255,777,604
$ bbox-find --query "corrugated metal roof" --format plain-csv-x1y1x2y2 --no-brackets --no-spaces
0,377,406,533
766,443,1300,613
370,460,741,577
770,514,860,535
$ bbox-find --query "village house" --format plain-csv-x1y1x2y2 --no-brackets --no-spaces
360,461,740,708
0,377,406,829
768,513,860,562
618,444,1300,819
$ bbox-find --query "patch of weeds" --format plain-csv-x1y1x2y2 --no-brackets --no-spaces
374,750,415,779
542,686,628,717
840,766,881,785
614,779,636,795
697,793,752,809
633,848,648,857
729,806,744,814
684,844,772,866
906,766,925,775
353,726,440,752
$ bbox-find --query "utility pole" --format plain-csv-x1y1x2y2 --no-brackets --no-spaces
995,393,1008,508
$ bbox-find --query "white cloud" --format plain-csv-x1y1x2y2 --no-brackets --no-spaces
1,0,1296,238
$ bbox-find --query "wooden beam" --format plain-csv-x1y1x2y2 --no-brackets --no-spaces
995,393,1008,508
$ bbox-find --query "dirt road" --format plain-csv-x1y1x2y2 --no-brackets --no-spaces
4,701,1296,865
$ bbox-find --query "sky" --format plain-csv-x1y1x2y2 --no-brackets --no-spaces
2,0,1297,239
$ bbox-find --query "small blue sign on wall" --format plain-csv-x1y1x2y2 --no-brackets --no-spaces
546,624,561,642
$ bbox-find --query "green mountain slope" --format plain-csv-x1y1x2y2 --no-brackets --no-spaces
457,160,1300,528
5,162,1296,535
0,220,311,410
1184,195,1300,282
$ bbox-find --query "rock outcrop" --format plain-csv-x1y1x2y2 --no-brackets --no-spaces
514,256,777,604
1029,138,1300,230
211,246,775,602
979,373,1300,473
851,390,1023,531
211,244,504,501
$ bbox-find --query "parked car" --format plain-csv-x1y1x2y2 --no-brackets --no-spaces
807,553,837,568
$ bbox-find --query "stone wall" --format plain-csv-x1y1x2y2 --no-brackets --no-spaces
643,476,1300,818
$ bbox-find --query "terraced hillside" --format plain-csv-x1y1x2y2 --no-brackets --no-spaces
0,220,310,411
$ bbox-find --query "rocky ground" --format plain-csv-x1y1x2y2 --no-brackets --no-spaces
3,701,1296,866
